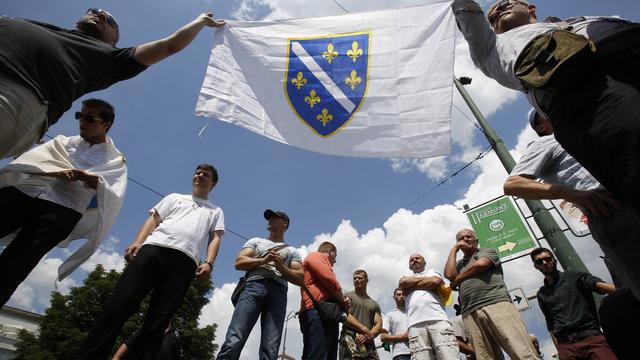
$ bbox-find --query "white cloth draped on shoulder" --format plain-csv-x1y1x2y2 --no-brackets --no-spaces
0,135,127,280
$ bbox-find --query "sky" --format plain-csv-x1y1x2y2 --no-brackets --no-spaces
2,0,639,359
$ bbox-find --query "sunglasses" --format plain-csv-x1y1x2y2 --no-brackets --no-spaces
87,8,119,29
75,111,103,123
534,256,554,265
487,0,525,25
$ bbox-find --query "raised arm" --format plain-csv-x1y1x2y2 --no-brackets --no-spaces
504,175,619,216
133,13,225,66
124,211,161,261
444,243,462,281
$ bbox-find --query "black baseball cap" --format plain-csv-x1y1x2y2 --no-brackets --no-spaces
264,209,290,229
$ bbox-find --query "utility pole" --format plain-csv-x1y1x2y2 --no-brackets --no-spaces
454,77,588,273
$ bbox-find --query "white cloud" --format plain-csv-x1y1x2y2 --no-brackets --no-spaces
7,257,78,311
79,236,126,273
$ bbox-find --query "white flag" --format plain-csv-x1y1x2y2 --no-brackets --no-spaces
196,1,455,158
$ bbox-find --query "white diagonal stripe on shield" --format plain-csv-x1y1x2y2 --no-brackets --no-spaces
290,41,356,113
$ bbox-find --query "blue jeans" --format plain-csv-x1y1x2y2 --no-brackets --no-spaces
299,308,339,360
217,279,288,360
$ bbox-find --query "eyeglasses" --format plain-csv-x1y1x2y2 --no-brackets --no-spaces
487,0,525,25
86,8,119,29
75,111,103,123
534,256,554,265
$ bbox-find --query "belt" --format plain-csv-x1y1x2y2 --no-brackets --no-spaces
556,329,601,344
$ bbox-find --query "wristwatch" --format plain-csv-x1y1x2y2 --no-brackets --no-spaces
204,260,214,268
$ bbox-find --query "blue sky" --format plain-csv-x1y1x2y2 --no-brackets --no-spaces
3,0,639,358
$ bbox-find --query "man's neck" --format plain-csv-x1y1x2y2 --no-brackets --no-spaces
543,270,560,286
191,190,209,200
355,288,367,297
268,234,284,243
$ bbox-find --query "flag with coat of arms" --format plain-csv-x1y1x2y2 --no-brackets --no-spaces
196,0,455,158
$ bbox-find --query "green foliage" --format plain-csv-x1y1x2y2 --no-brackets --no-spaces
14,264,217,360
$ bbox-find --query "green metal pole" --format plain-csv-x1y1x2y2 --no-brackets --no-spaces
454,77,589,273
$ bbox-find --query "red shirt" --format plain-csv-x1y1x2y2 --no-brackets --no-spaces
300,252,342,310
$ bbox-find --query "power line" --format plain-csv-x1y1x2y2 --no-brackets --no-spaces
42,134,250,241
404,146,494,209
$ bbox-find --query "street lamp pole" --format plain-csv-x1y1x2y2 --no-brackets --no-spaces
280,310,298,359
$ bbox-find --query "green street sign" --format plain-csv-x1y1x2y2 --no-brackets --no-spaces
465,196,535,259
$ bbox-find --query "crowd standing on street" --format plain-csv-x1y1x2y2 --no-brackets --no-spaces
1,1,639,359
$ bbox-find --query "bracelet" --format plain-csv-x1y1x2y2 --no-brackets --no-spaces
204,260,214,268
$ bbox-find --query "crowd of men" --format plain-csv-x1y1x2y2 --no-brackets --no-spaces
0,0,638,359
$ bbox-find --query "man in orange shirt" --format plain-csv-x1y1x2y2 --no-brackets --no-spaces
299,242,368,360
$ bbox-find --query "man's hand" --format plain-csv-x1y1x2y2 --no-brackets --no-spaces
195,262,213,281
355,333,367,345
564,189,620,217
262,250,280,265
198,12,226,28
340,296,352,313
49,170,100,189
124,243,142,262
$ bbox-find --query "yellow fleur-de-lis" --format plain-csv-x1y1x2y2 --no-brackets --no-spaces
304,89,321,108
345,70,361,90
291,71,307,90
322,43,338,64
317,108,333,127
347,41,363,62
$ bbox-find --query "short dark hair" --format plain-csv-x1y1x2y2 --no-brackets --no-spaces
318,241,336,253
82,98,115,125
530,247,553,261
195,164,218,183
353,269,368,279
393,287,403,295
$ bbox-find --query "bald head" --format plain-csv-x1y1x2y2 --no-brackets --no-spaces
409,253,426,273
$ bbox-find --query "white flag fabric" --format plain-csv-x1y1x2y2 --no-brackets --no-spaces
196,1,455,158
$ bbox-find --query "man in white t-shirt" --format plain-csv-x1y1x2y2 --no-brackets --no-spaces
217,209,303,360
381,288,411,360
77,164,225,360
399,253,460,360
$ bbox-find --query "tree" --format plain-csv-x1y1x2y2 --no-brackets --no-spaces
14,264,218,360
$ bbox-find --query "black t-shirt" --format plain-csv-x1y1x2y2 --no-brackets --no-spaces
0,16,147,125
536,270,603,337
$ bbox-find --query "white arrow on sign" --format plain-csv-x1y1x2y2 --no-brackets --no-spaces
508,287,530,311
498,241,517,253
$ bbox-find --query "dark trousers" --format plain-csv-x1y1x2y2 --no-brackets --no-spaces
0,186,81,307
76,245,196,360
299,308,339,360
546,41,640,216
599,288,640,360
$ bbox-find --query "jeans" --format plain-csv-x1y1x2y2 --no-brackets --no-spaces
217,278,288,360
299,308,339,360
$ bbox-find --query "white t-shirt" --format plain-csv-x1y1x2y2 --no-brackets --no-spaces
382,308,411,357
143,193,225,264
404,269,448,327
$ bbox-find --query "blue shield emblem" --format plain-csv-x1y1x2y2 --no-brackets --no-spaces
284,31,371,137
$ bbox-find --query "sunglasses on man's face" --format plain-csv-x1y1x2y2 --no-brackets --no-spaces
534,256,554,265
487,0,524,25
75,111,102,124
86,8,119,29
